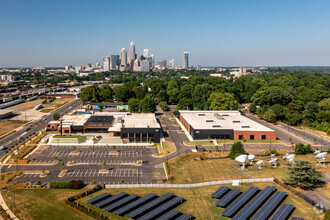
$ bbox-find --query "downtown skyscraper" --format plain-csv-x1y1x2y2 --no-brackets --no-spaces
184,52,189,69
120,48,127,67
129,41,136,68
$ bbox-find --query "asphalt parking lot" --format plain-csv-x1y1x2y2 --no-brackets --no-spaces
10,144,161,185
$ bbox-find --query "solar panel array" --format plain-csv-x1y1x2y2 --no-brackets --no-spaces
211,186,300,220
87,192,193,220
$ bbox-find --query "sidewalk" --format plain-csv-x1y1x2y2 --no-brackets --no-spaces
0,192,18,220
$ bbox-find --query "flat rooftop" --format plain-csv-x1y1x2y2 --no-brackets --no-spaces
123,113,160,128
179,110,274,132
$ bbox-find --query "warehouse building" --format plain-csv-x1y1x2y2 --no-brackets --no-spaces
178,110,276,140
47,112,161,143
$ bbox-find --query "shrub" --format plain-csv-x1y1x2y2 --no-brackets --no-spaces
49,181,70,189
265,149,277,156
324,210,330,220
229,141,246,159
294,143,314,155
69,180,84,189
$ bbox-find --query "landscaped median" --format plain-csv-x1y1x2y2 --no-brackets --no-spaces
152,141,176,157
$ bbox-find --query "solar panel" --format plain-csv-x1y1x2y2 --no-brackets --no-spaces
156,209,181,220
215,189,241,207
252,191,287,220
211,186,230,199
175,213,194,220
126,193,175,219
233,186,276,220
221,186,259,218
290,217,304,220
103,194,140,212
94,192,128,208
87,193,111,204
114,193,157,216
137,196,184,220
271,204,295,220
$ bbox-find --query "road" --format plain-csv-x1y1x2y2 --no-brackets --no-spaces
242,113,311,145
276,123,330,149
0,99,82,158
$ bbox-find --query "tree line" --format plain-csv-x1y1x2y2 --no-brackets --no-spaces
79,70,329,134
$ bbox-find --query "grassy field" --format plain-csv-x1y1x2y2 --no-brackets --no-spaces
2,189,88,220
40,108,53,113
169,152,329,183
0,120,26,136
53,135,84,138
0,182,323,220
77,182,322,220
13,100,42,110
216,139,284,144
43,98,71,109
184,141,214,146
153,141,177,157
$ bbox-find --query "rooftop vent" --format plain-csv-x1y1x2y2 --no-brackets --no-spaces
214,113,223,120
221,114,229,116
212,124,222,128
206,119,214,122
198,113,205,116
241,125,250,128
232,120,241,123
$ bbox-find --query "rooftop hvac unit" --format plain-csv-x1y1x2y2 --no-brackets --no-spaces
214,113,223,120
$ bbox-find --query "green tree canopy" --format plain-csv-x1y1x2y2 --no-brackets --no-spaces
283,160,323,189
208,92,239,110
229,141,246,160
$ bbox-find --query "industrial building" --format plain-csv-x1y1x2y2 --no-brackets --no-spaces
47,112,161,143
178,110,276,141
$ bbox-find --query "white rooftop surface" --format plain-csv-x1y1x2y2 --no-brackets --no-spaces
123,113,160,128
179,110,274,132
61,114,90,126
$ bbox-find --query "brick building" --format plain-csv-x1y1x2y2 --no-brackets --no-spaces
178,110,276,141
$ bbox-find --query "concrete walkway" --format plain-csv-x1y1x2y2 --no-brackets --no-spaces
0,192,18,220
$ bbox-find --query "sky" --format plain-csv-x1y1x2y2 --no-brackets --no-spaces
1,0,330,67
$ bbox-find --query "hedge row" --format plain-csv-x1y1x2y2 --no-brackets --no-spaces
50,180,85,189
66,185,107,219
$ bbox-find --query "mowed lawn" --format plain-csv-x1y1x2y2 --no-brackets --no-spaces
1,189,89,220
78,182,322,220
169,153,329,183
1,182,322,220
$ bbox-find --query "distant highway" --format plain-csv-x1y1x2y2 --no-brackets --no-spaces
0,99,82,158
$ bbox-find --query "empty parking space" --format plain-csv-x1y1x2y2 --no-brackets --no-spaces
44,150,143,158
64,169,142,178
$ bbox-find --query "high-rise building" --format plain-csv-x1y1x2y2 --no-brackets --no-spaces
184,52,189,69
120,48,127,67
103,56,110,72
143,49,149,58
133,59,141,72
141,59,150,72
129,41,136,67
169,59,175,69
110,55,120,70
197,65,201,70
150,54,155,69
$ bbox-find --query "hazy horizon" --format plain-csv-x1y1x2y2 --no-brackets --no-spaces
1,0,330,67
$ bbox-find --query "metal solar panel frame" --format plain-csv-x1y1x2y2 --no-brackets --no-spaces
114,193,157,216
156,209,181,220
271,204,295,220
103,194,140,212
221,186,259,218
211,186,230,199
126,193,175,219
87,193,111,204
233,186,276,220
252,191,287,220
215,189,241,207
175,213,194,220
137,196,184,220
290,217,304,220
94,192,128,208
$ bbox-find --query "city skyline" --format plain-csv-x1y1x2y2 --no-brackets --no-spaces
1,0,330,67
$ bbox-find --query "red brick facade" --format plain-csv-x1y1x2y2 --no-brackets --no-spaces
179,115,190,133
233,131,276,140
